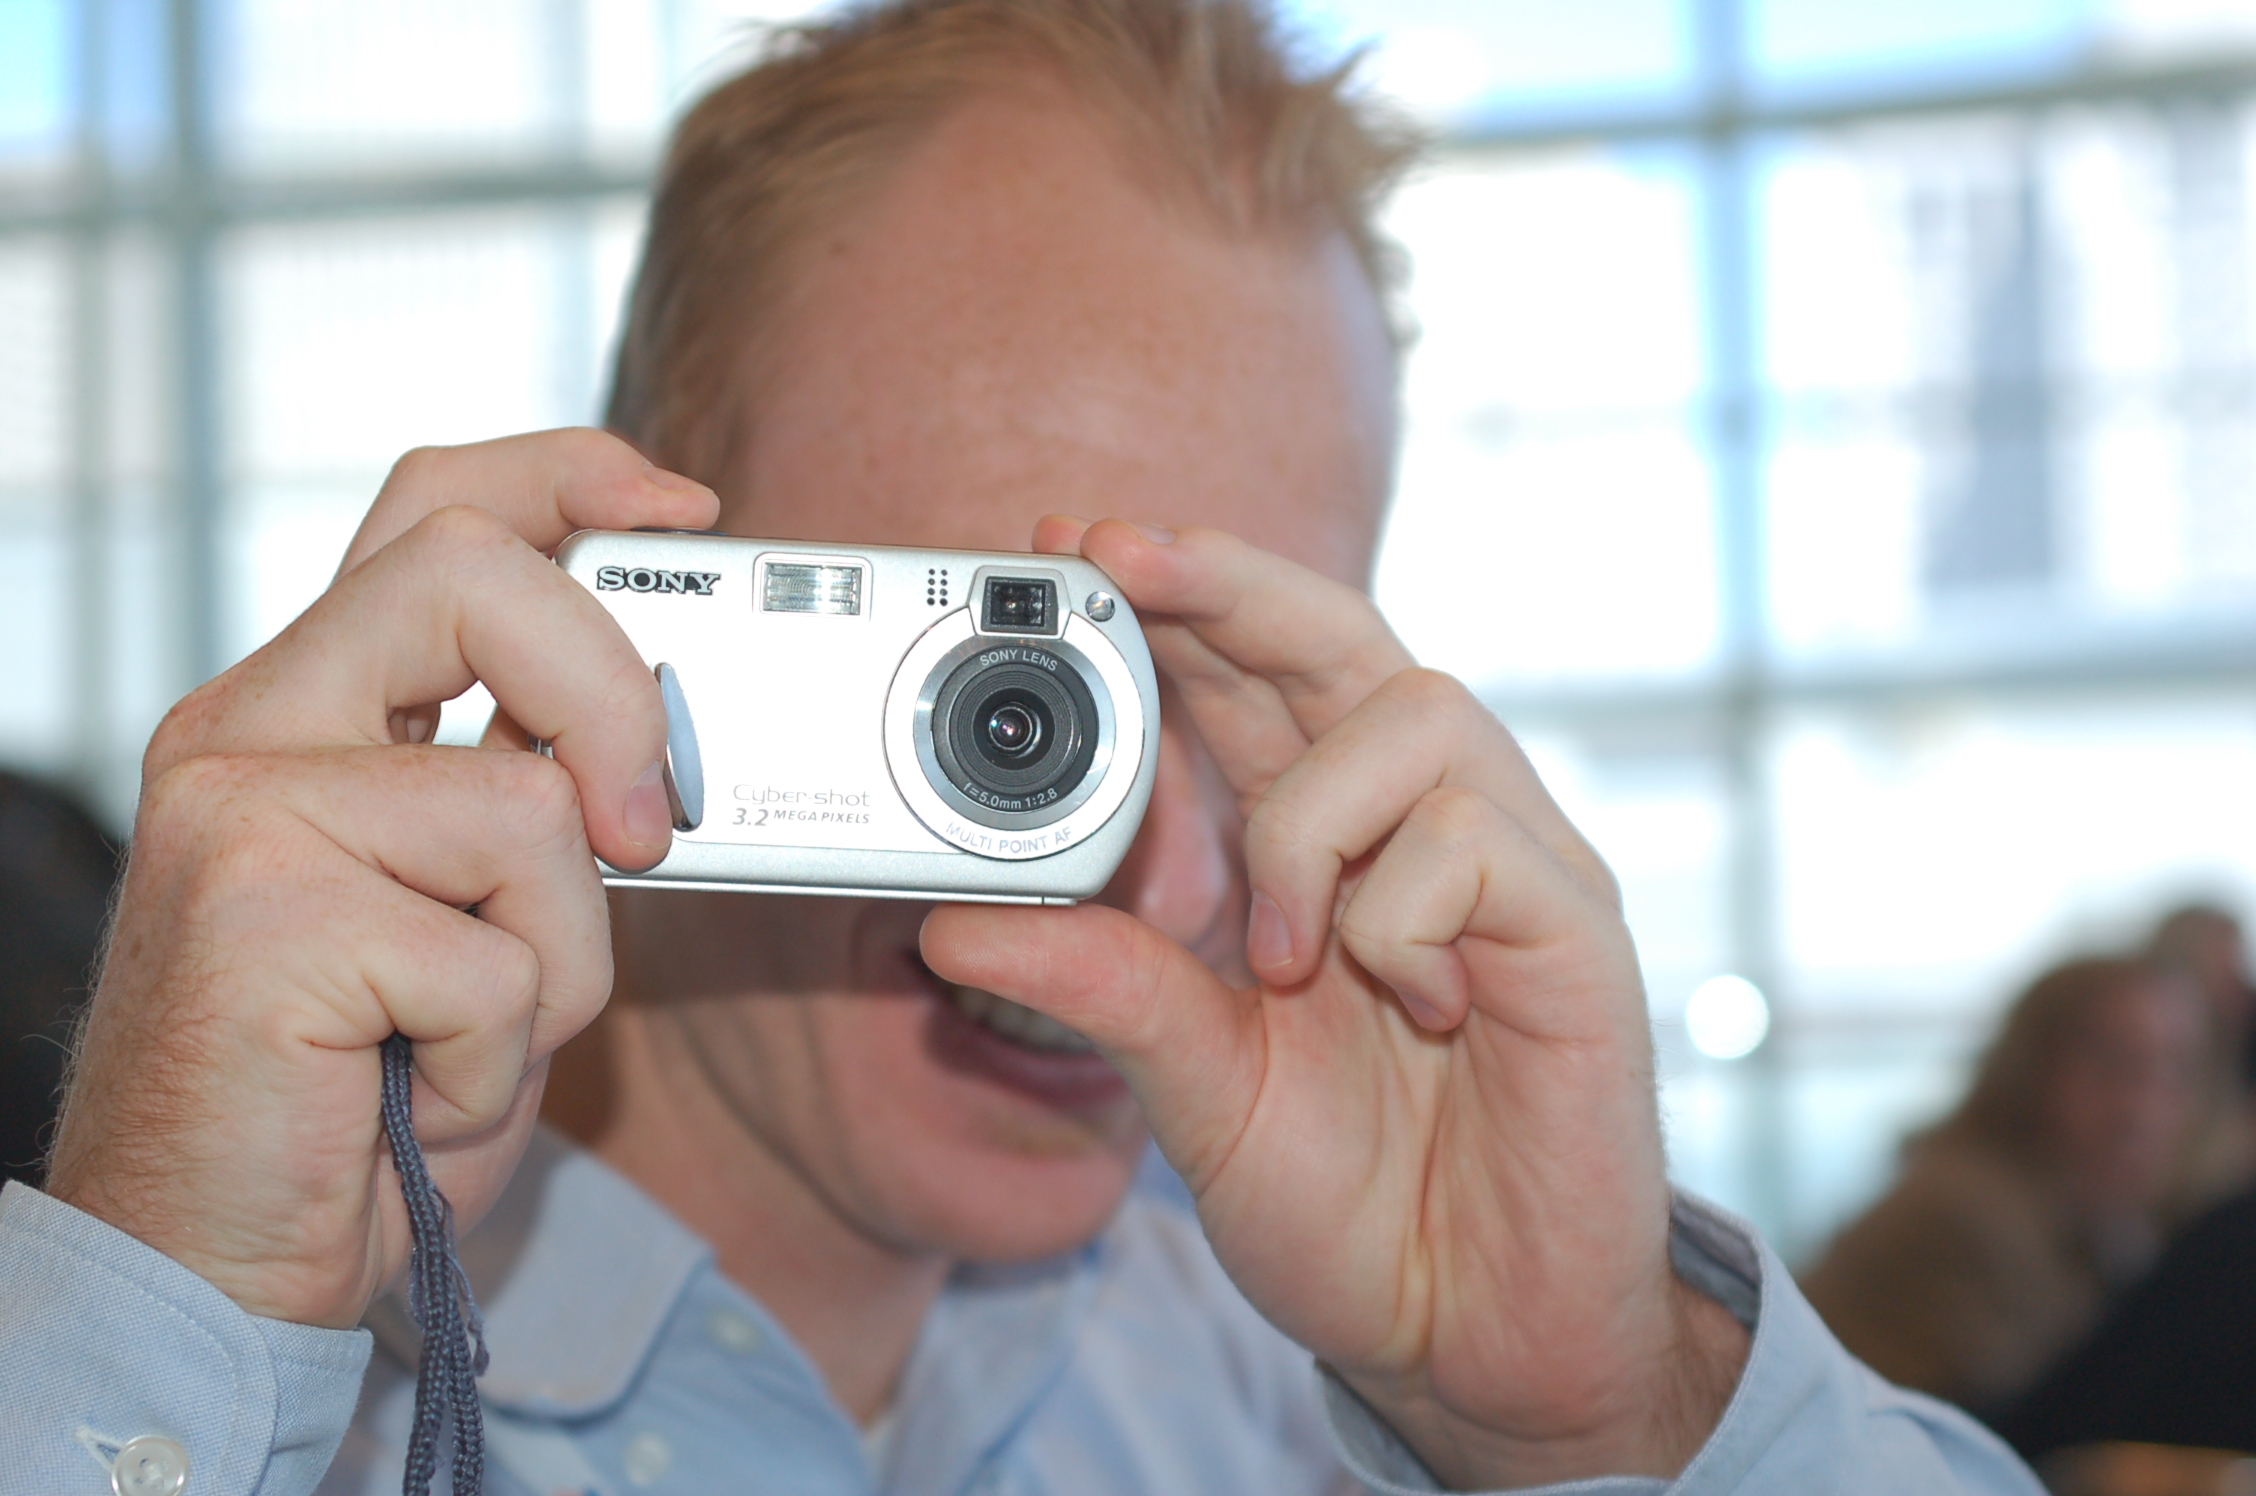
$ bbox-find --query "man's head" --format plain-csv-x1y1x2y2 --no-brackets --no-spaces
580,0,1418,1271
608,0,1416,505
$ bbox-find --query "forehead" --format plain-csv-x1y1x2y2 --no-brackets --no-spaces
718,86,1396,586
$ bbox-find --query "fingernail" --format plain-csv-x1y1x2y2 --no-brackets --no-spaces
642,464,712,497
1131,522,1177,545
1246,891,1294,973
624,759,672,850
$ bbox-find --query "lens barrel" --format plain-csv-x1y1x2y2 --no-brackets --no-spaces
929,646,1099,814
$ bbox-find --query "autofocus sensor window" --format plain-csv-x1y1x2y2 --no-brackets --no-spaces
981,577,1054,634
930,646,1098,814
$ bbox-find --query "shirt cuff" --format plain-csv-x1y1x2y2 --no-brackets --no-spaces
1319,1191,2043,1496
0,1180,372,1496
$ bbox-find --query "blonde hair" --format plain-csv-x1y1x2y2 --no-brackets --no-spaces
604,0,1421,485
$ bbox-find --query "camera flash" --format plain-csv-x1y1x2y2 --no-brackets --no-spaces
764,562,864,616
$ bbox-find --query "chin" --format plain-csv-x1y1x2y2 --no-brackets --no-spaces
824,965,1151,1264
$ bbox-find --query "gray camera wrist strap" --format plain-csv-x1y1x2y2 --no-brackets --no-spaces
379,1033,491,1496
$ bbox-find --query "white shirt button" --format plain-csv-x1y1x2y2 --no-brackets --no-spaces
707,1307,762,1355
622,1430,671,1487
111,1436,190,1496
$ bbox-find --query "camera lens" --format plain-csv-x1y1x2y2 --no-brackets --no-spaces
928,645,1100,816
984,700,1042,759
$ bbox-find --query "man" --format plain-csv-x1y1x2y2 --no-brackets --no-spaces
1,2,2040,1493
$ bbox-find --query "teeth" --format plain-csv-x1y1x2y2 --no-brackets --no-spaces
943,983,1099,1055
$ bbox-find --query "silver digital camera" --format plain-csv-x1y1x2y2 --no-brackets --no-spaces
555,530,1160,905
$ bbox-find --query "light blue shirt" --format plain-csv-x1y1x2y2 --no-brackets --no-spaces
1,1128,2043,1496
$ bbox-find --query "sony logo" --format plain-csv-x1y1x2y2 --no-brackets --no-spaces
595,565,721,596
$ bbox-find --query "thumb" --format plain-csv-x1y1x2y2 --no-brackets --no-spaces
919,901,1264,1191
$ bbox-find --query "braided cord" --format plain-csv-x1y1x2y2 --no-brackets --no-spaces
379,1034,491,1496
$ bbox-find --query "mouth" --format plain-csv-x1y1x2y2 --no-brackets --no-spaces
940,981,1099,1056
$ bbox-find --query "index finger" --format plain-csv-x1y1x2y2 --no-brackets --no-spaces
337,428,719,578
170,505,675,872
1037,516,1415,796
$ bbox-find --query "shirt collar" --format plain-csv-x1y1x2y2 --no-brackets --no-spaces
888,1242,1101,1495
365,1124,711,1419
365,1123,1117,1466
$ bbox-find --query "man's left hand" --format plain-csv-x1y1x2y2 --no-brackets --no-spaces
920,518,1749,1491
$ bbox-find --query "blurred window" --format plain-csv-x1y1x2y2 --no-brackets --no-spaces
0,0,69,171
1297,0,1695,119
1753,0,2095,91
1375,150,1718,684
9,0,2256,1256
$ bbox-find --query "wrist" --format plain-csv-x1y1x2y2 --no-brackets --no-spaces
1342,1275,1751,1491
46,1141,376,1331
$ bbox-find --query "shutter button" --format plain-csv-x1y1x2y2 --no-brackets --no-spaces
112,1436,190,1496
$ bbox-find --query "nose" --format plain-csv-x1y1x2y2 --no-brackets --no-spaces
1099,716,1242,966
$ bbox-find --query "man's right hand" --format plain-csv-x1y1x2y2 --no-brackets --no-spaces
42,429,718,1330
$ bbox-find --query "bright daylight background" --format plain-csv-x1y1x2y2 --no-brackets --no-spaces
8,0,2256,1260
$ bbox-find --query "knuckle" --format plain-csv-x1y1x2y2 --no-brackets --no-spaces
1412,784,1493,844
404,505,537,593
412,501,516,560
552,424,636,469
1241,792,1312,860
194,805,309,908
1575,844,1626,914
381,443,448,498
1336,894,1403,967
484,749,585,851
543,427,652,512
592,637,665,718
1383,665,1474,720
143,683,230,776
429,1055,520,1133
479,929,544,1013
134,757,321,934
135,753,255,852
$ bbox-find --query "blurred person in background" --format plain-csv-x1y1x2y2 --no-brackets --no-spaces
2143,903,2256,1219
1801,957,2208,1415
1978,906,2256,1475
0,772,120,1189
